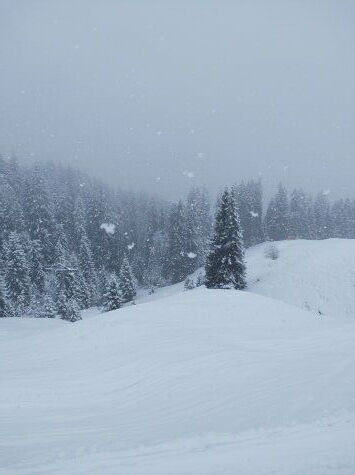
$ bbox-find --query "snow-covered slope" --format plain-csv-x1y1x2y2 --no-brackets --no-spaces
247,239,355,319
1,240,355,474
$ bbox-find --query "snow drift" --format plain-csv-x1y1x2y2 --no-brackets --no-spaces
1,239,355,474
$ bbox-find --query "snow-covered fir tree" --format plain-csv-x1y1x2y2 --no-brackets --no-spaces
313,192,330,240
289,189,310,239
103,274,122,311
61,298,82,322
29,239,45,294
0,276,15,318
78,234,98,305
233,180,263,247
39,295,57,319
118,256,136,304
265,184,289,241
165,201,193,284
0,156,355,320
5,232,31,310
205,188,246,290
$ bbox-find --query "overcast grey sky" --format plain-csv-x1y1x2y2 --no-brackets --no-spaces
1,0,355,199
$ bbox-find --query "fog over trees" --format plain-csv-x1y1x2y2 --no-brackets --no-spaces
1,156,354,319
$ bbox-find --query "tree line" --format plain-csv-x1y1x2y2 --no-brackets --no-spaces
0,155,354,319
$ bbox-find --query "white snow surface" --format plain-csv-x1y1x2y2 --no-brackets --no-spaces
247,239,355,319
1,239,355,474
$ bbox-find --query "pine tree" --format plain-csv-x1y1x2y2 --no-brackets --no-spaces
73,196,87,250
103,274,122,311
0,277,15,318
78,234,98,304
61,298,82,322
5,232,31,310
73,267,91,309
233,180,263,247
185,187,211,271
29,240,45,294
56,289,68,318
165,201,192,283
289,189,310,239
143,230,169,288
23,165,56,265
118,256,136,303
205,188,246,290
0,176,24,248
313,192,331,239
39,295,57,319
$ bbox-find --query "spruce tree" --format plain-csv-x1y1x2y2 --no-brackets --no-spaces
289,189,310,239
0,277,14,318
313,192,330,239
73,268,91,310
29,239,45,294
56,289,68,319
103,274,122,311
165,201,191,283
78,234,98,304
118,256,137,303
23,165,56,265
39,295,57,319
5,232,31,310
205,188,246,290
61,298,82,322
233,180,263,247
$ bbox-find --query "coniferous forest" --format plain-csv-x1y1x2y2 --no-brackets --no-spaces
1,155,355,320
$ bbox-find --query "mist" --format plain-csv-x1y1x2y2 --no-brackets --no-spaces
1,0,355,199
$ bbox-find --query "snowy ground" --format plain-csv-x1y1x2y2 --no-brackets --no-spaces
1,239,355,474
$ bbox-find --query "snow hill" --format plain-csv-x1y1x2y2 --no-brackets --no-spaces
247,239,355,319
1,239,355,474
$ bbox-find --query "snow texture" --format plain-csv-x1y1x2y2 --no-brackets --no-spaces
1,239,355,474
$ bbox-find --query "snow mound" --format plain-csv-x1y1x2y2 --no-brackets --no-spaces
247,239,355,319
1,287,355,474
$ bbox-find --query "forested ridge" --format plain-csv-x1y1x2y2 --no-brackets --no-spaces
0,155,354,319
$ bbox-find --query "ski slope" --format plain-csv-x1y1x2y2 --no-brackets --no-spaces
1,239,355,474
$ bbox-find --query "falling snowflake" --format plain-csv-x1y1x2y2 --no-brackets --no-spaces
127,242,135,250
322,189,331,196
183,171,195,179
250,211,259,218
100,223,115,235
187,252,197,259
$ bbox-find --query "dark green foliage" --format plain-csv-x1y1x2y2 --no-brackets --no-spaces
233,180,264,247
5,232,31,310
289,189,311,239
60,298,82,322
103,274,122,311
205,189,246,290
29,240,45,294
78,234,98,305
0,277,15,317
118,256,136,303
165,201,194,284
23,165,56,264
38,295,57,319
265,184,289,241
0,155,354,321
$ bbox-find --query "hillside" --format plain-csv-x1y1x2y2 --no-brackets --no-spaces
247,239,355,319
1,240,355,474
